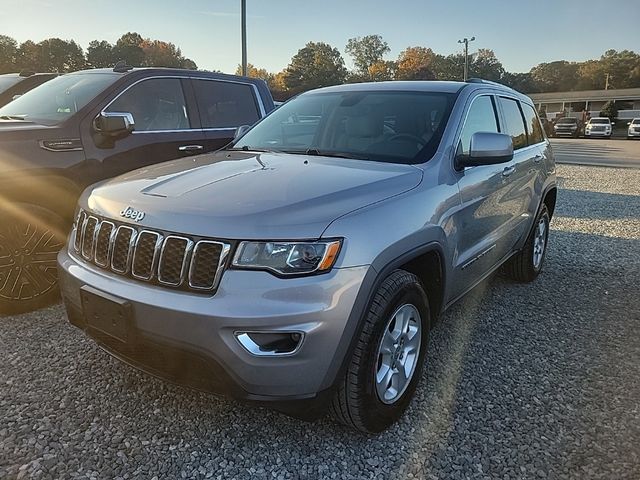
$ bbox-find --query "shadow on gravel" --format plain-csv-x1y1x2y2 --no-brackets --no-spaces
555,189,640,220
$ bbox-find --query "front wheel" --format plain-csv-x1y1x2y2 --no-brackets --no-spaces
505,204,550,282
330,270,430,433
0,204,67,316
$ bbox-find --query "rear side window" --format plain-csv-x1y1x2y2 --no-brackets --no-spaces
459,95,499,156
192,79,260,128
107,78,190,131
521,103,545,145
498,97,527,150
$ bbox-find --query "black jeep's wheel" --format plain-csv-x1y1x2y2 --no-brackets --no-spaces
505,204,550,283
330,270,430,433
0,204,66,316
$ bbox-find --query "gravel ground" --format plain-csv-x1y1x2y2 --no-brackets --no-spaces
1,164,639,480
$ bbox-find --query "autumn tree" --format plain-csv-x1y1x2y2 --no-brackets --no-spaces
345,35,390,79
395,47,438,80
113,32,145,66
469,49,504,82
235,63,274,83
283,42,347,93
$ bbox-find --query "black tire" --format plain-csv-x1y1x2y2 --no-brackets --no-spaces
330,269,430,433
505,204,550,282
0,203,67,316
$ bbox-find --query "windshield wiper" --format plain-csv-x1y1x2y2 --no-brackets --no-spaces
225,145,272,153
300,148,370,160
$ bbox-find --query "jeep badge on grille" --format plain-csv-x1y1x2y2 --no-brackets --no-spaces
120,206,145,222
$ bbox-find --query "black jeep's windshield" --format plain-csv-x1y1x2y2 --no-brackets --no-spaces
232,90,457,164
0,72,120,125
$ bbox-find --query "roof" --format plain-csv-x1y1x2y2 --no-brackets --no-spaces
306,80,484,95
529,87,640,103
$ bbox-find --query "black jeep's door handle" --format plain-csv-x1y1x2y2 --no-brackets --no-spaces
502,165,516,177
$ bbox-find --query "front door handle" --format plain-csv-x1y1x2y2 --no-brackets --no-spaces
533,154,543,163
178,145,204,152
502,165,516,177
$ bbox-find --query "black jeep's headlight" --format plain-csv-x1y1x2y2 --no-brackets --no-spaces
232,240,342,276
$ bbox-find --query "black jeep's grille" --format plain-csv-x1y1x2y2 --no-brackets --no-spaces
72,210,230,293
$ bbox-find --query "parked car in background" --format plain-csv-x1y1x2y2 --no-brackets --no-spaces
584,117,612,138
0,65,275,314
627,118,640,139
58,79,557,433
552,117,582,137
0,72,58,107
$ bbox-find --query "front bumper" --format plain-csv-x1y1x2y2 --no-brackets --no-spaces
554,128,578,136
628,129,640,137
584,130,611,137
58,248,370,414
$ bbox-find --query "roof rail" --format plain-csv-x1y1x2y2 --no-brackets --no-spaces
466,78,516,91
113,61,134,73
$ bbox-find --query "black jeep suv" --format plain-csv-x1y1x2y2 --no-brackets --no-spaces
0,66,275,314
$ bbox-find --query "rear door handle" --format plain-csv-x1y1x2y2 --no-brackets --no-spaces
502,165,516,177
178,145,204,152
533,154,543,163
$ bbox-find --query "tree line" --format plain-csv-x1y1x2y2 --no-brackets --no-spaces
1,32,638,101
0,32,197,73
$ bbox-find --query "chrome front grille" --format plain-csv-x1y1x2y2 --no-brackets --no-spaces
71,210,230,292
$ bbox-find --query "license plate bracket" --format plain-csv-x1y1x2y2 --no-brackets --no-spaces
81,286,133,344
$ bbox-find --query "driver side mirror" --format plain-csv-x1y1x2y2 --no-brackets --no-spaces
93,112,135,138
234,124,252,139
456,132,514,169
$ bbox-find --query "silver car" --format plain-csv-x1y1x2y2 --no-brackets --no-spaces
58,80,557,433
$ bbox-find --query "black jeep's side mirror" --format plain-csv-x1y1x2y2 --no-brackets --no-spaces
93,112,135,138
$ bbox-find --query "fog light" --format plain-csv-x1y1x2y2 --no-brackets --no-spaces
235,331,304,356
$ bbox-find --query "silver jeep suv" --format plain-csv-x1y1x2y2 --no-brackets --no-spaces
58,80,556,433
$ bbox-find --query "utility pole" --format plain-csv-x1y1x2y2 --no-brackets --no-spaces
458,36,475,81
605,73,610,90
241,0,247,76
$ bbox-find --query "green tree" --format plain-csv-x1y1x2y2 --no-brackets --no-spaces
395,47,438,80
530,61,579,92
345,35,390,79
87,40,115,68
15,40,40,71
469,49,504,82
283,41,347,93
501,72,537,93
0,35,18,73
141,39,185,68
35,38,85,72
235,63,274,83
431,53,464,80
113,32,145,66
599,100,618,120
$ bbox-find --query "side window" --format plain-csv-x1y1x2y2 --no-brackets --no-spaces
498,97,527,150
521,102,545,145
459,95,499,156
106,78,189,132
192,80,260,128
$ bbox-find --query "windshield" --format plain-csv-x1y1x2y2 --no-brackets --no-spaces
590,118,610,124
232,90,456,164
0,72,120,125
556,118,577,124
631,119,640,124
0,76,20,93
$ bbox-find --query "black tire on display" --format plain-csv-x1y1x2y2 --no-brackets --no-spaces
330,269,430,433
505,204,550,283
0,203,67,316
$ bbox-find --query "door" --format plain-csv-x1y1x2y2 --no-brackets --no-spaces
451,94,517,298
80,77,207,185
495,97,541,250
190,78,264,151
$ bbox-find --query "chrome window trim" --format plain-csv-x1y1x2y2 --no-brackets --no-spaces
81,216,99,260
93,221,116,268
157,235,194,287
110,225,137,274
188,240,231,290
101,75,266,133
131,230,163,281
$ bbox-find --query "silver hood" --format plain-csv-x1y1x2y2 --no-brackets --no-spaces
82,151,423,239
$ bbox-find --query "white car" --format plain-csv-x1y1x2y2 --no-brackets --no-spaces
584,117,612,138
627,118,640,139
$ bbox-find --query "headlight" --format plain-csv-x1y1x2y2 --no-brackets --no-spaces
232,240,342,276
